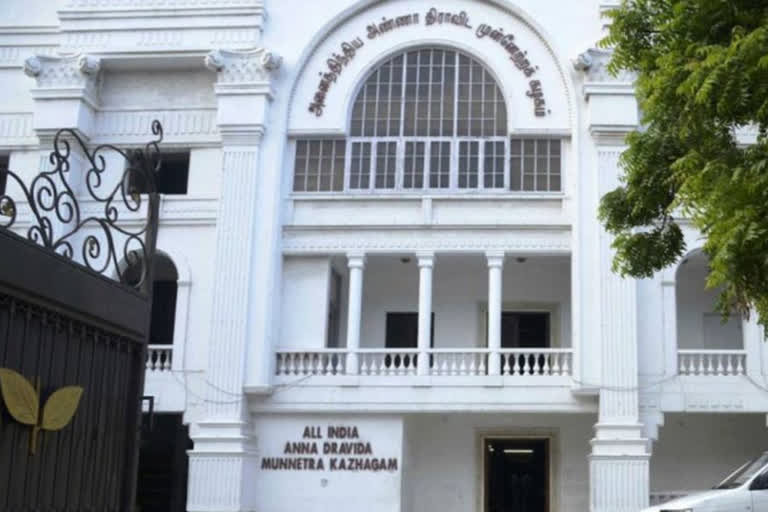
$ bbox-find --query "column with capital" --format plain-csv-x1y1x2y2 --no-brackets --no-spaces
487,252,504,376
186,48,281,512
416,252,434,376
345,252,366,375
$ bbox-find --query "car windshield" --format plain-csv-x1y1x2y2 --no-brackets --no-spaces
716,453,768,489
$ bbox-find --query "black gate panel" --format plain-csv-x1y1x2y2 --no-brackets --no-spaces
0,230,150,511
0,121,163,512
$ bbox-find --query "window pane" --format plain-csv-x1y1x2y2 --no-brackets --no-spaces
375,141,397,189
484,141,505,189
404,141,425,189
293,140,347,192
458,141,479,189
509,138,563,192
429,141,451,188
349,142,371,190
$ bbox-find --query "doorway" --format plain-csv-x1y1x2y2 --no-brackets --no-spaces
484,438,549,512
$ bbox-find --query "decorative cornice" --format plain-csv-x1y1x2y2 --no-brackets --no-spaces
23,54,101,106
62,0,261,8
575,48,636,85
591,126,633,146
204,48,281,85
219,124,266,146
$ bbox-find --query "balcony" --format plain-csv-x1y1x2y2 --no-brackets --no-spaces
275,348,573,379
677,349,746,376
275,253,575,391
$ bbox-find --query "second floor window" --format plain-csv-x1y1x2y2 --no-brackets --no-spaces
129,151,190,195
293,48,563,194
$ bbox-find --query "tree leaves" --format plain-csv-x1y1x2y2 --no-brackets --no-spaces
599,0,768,331
0,368,38,426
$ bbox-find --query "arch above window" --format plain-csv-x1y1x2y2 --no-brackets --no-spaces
292,46,563,194
350,48,507,138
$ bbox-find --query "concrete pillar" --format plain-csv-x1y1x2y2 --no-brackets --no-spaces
186,48,281,512
589,145,650,512
487,251,504,376
345,252,365,375
416,252,434,376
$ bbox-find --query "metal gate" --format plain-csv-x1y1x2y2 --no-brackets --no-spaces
0,122,162,511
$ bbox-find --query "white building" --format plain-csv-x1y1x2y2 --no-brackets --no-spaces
1,1,767,511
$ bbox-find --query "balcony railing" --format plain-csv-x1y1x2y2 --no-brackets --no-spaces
678,349,746,376
275,348,573,378
146,345,173,372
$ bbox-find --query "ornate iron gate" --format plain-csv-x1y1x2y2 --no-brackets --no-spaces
0,123,162,511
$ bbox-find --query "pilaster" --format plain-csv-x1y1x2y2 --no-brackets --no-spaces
578,47,650,512
187,47,280,512
24,54,100,139
23,53,101,235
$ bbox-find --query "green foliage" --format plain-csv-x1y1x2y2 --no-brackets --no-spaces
599,0,768,329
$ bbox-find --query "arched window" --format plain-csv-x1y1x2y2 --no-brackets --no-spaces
123,253,179,346
293,47,562,193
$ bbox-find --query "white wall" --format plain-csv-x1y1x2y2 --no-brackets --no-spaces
403,413,594,512
100,70,216,110
677,260,742,349
253,414,404,512
651,413,768,491
280,256,331,349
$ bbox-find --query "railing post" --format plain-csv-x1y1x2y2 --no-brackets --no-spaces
345,252,365,375
486,251,504,376
417,252,434,377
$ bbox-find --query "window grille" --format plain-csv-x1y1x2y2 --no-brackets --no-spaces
293,139,346,192
292,47,564,194
510,138,561,192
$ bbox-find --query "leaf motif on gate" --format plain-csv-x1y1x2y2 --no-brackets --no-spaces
0,368,84,454
41,386,83,431
0,368,38,426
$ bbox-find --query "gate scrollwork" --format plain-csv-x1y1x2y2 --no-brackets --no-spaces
0,121,162,292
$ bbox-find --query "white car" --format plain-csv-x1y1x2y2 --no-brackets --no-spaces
644,452,768,511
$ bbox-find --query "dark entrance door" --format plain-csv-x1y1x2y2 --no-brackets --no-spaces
385,312,434,368
501,312,550,348
136,414,191,512
485,438,549,512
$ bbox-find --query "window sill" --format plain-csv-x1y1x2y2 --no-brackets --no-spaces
289,192,568,201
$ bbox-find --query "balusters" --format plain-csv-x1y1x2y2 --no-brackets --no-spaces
146,346,172,372
735,354,745,375
678,351,747,376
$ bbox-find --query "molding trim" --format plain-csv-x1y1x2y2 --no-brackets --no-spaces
282,227,571,254
0,113,37,148
93,108,220,146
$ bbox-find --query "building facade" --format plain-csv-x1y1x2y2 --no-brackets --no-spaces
1,1,767,511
